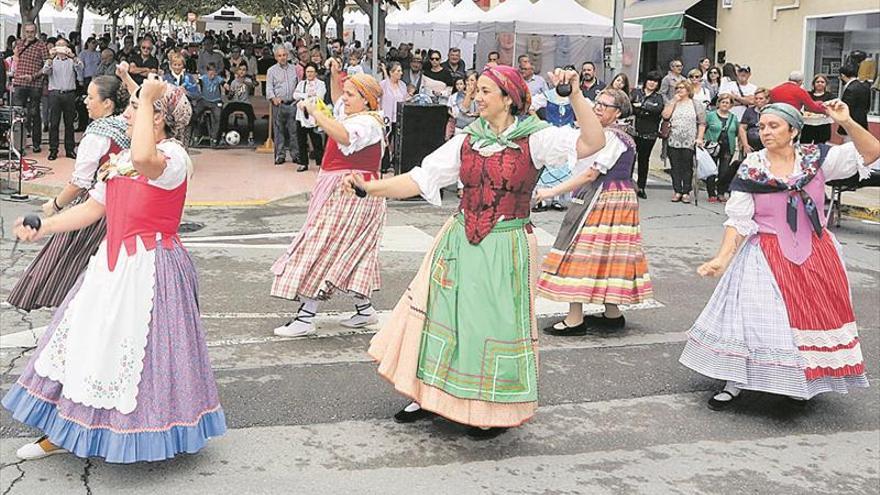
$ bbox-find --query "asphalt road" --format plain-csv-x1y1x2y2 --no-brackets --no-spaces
1,180,878,495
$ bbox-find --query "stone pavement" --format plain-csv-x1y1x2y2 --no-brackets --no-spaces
1,178,878,494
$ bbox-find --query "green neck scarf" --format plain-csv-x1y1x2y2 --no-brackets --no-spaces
463,115,550,149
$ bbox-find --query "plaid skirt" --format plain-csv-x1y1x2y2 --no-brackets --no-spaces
679,232,869,399
537,182,654,305
270,170,386,300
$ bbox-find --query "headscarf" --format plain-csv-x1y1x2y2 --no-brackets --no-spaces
481,65,531,116
138,83,193,140
760,102,804,131
85,115,131,150
345,73,382,112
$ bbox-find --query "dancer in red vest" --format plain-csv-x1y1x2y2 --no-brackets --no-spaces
6,77,225,462
270,60,387,337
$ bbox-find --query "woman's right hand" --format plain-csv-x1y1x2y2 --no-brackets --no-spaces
115,61,130,79
13,217,45,243
697,256,730,277
341,172,368,196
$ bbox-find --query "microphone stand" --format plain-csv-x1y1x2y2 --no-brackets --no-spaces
2,63,29,201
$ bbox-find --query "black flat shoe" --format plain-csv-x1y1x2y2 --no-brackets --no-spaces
637,190,647,199
550,201,567,211
47,152,58,161
542,319,587,336
466,427,508,440
584,313,626,330
707,390,739,411
296,164,309,172
393,406,434,424
531,202,548,213
65,151,76,160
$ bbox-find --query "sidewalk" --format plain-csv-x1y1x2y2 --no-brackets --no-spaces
18,145,318,206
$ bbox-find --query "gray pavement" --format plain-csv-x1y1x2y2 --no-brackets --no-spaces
0,178,878,494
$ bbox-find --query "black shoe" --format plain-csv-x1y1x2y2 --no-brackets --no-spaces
531,202,548,213
33,146,41,154
296,164,309,172
393,406,434,424
466,427,508,440
707,390,739,411
65,151,76,160
47,151,58,161
637,190,647,199
274,157,285,165
584,313,626,330
542,319,588,336
550,201,567,211
291,156,305,164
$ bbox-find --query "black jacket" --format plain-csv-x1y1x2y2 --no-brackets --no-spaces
631,88,665,139
838,79,871,136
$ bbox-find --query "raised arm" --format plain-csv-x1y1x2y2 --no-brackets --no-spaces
825,99,880,165
130,76,170,179
551,68,604,158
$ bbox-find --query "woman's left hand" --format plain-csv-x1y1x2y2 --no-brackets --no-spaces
695,138,705,148
41,200,57,217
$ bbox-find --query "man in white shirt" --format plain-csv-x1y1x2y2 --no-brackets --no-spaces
719,65,757,120
518,54,547,96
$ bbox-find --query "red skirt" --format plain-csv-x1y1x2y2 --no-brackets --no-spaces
760,232,865,381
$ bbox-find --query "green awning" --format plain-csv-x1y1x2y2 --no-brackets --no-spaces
629,13,685,43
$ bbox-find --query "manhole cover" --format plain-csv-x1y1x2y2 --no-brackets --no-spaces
178,221,205,234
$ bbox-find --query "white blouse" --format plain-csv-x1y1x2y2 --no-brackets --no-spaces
410,124,592,206
332,99,386,156
70,133,111,189
89,141,191,205
724,142,877,236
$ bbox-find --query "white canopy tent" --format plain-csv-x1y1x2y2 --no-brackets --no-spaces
457,0,642,83
315,10,370,45
1,2,112,40
389,0,485,68
201,5,257,34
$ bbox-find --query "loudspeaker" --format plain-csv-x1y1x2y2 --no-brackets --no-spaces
393,103,449,175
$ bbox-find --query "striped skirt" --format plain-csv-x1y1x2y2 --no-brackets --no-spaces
7,215,106,312
679,232,868,399
270,170,386,300
537,182,654,305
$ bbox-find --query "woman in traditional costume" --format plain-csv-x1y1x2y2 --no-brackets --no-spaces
347,66,605,438
5,77,226,462
270,60,387,338
7,75,131,311
679,101,878,410
537,88,655,335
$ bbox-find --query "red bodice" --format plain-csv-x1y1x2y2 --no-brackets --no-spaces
459,136,540,244
322,137,382,175
104,175,187,271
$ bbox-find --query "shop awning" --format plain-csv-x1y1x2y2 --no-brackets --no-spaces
624,0,709,43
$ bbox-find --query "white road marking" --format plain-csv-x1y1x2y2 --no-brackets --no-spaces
181,225,558,252
0,300,664,349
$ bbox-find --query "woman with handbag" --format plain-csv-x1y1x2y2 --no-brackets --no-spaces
661,80,706,204
703,93,739,203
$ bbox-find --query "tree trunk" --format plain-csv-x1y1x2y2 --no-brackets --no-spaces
334,7,343,41
20,1,46,25
111,13,119,45
352,0,386,58
76,2,85,35
318,20,328,54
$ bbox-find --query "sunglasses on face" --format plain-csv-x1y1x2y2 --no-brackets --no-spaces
430,57,440,61
594,101,620,110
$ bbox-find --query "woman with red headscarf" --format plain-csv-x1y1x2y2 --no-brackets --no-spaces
345,65,605,438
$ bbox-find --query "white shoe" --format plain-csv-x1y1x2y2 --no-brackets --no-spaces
273,319,316,337
339,309,379,328
16,438,68,460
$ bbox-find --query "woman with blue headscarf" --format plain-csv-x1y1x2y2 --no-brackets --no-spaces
679,101,879,411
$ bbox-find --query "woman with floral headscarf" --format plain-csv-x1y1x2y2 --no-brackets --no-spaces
6,76,226,462
270,60,388,338
680,101,879,411
346,65,605,439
